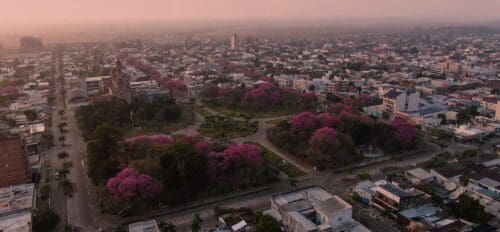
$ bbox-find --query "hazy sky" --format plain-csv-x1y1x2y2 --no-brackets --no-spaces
2,0,500,27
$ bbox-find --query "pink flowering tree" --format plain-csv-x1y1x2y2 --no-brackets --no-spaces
0,86,19,96
309,127,338,153
106,168,163,202
194,141,213,155
317,113,340,128
221,144,263,171
245,82,282,109
290,112,319,138
164,79,187,98
391,119,417,145
329,103,354,114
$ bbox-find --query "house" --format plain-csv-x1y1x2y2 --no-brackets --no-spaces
269,186,370,232
353,180,377,205
454,125,489,142
406,168,436,184
372,184,427,212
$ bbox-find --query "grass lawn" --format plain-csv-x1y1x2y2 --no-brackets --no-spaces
123,108,195,138
198,116,258,138
254,143,305,178
190,104,213,117
265,118,290,124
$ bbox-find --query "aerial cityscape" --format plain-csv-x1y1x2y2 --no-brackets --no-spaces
1,1,500,232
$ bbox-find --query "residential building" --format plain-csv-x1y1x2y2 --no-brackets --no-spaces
372,184,427,212
353,180,377,206
383,90,420,113
0,137,29,188
269,186,370,232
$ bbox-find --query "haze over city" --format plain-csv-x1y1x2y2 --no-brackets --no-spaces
1,1,500,232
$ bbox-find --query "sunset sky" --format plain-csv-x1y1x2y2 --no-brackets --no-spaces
2,0,500,27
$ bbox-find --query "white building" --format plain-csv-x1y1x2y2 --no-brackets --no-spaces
383,90,420,113
269,186,370,232
0,184,35,232
274,75,295,88
128,220,160,232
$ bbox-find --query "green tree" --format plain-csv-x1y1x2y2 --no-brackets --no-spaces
59,135,66,145
158,221,176,232
59,179,74,197
356,173,371,181
453,196,491,223
256,214,282,232
24,109,37,121
58,151,69,160
86,123,122,184
114,226,127,232
41,132,55,148
40,184,51,200
32,208,60,232
288,178,298,189
191,214,203,232
58,167,70,179
460,175,470,186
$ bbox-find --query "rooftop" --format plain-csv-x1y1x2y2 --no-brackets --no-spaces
0,184,35,216
378,184,417,198
128,220,160,232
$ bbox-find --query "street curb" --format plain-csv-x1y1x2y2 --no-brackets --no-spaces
120,186,272,225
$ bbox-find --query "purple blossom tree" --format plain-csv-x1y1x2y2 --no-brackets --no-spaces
309,127,338,154
391,119,417,145
221,144,263,170
106,168,163,201
290,112,319,138
317,113,340,128
164,79,188,98
245,82,282,109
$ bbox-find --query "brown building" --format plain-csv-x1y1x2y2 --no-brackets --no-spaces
109,59,132,103
0,137,29,188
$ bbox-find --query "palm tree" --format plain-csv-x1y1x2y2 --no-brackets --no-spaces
58,168,70,179
191,214,203,232
57,151,69,160
158,221,176,232
288,178,298,189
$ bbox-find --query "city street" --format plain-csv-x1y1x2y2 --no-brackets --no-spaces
46,54,97,231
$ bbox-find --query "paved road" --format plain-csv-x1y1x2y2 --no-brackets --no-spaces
51,54,97,231
171,106,204,136
65,108,97,231
41,55,68,232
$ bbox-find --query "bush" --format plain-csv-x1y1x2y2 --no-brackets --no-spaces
32,208,60,232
